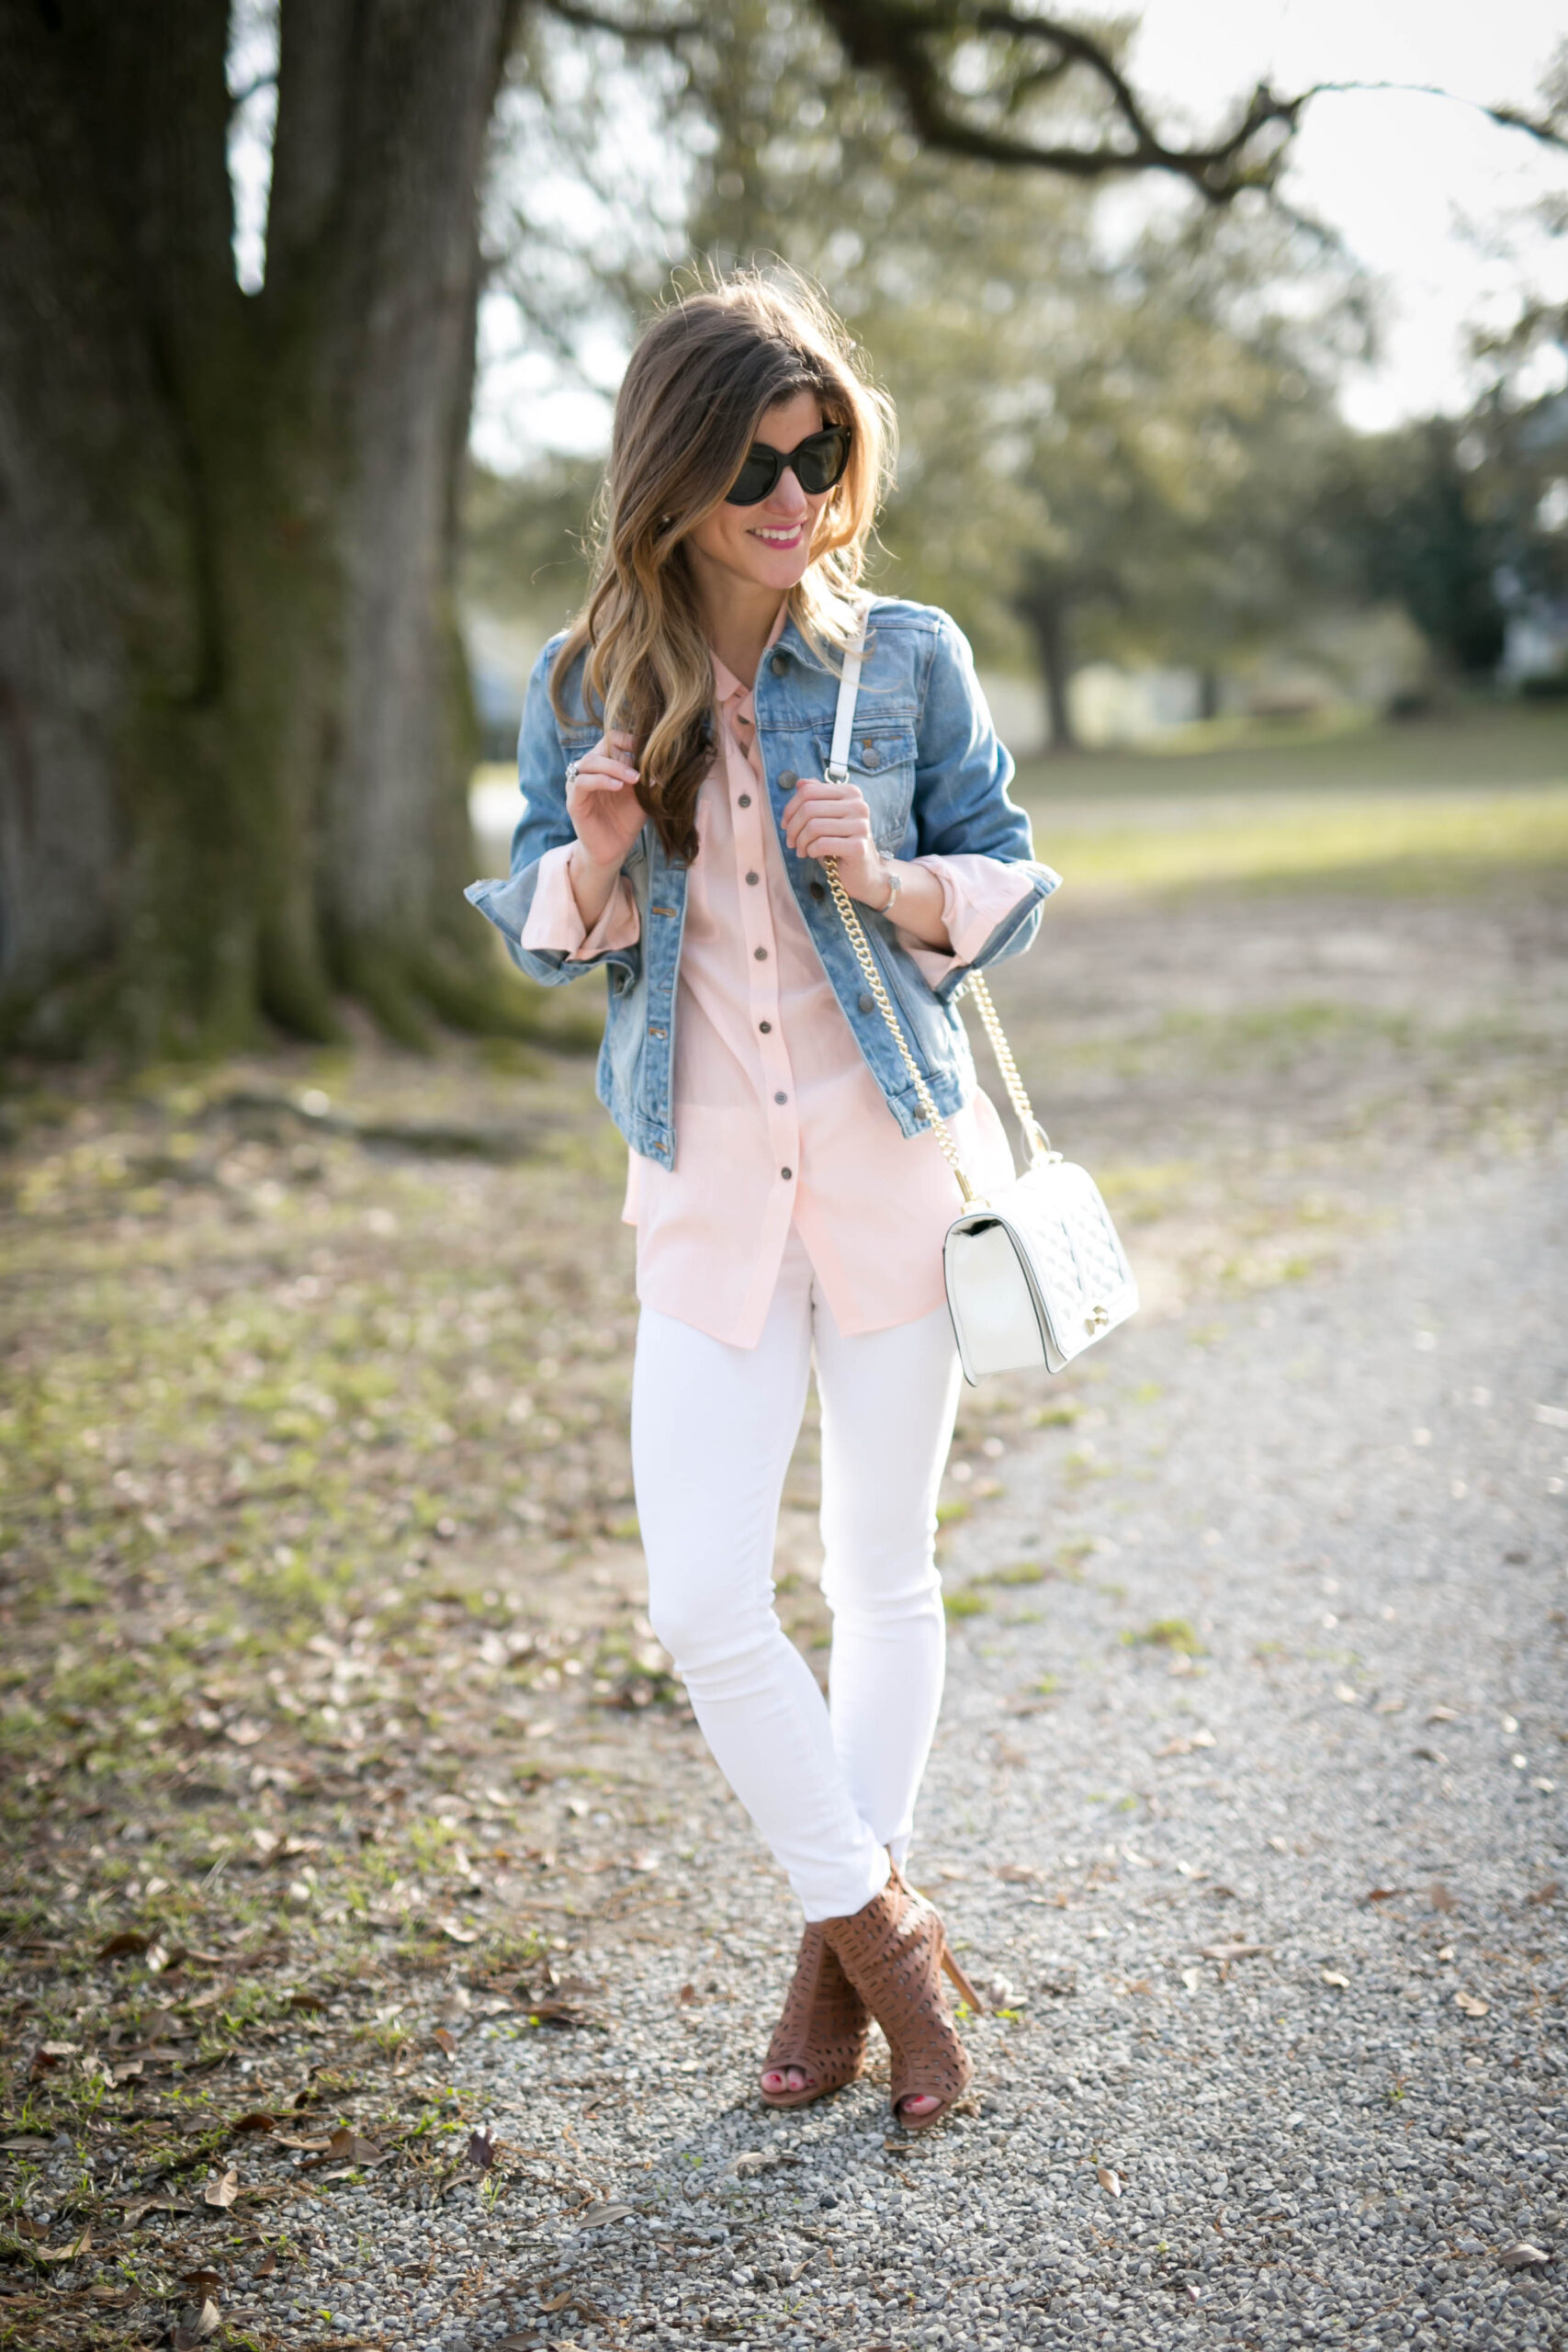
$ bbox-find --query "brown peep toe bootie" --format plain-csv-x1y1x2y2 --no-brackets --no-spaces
823,1865,977,2131
759,1920,872,2110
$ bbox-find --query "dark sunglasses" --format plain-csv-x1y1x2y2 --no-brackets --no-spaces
724,424,852,507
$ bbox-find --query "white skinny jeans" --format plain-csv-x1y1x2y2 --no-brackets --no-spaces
632,1226,963,1922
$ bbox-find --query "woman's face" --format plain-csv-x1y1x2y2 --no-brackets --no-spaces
685,388,830,597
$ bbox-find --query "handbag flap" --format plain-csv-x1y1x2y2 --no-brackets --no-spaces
951,1157,1136,1354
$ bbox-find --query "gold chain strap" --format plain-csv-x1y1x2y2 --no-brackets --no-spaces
823,861,1056,1196
959,970,1053,1160
822,856,976,1204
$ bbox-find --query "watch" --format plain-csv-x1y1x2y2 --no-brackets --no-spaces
878,862,903,915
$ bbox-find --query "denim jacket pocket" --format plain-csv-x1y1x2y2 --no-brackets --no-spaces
816,723,917,858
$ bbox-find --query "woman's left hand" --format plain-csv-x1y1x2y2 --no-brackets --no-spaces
780,774,887,906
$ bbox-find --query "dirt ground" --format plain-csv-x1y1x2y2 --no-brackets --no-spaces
2,720,1565,2347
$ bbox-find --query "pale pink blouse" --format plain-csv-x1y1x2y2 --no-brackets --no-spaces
521,633,1038,1347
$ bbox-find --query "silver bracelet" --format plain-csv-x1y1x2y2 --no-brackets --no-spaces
878,862,903,915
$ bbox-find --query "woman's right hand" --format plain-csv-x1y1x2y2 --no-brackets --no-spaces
566,731,646,872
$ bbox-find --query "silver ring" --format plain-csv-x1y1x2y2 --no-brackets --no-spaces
564,758,582,790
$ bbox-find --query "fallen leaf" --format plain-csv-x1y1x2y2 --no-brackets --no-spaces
996,1862,1042,1883
299,2129,385,2171
1499,2242,1551,2268
1455,1991,1490,2018
1429,1883,1459,1913
181,2268,225,2293
1364,1887,1405,1903
732,2149,791,2178
1427,1705,1459,1723
1097,2165,1122,2198
540,2290,575,2312
230,2111,277,2133
172,2301,220,2350
38,2040,80,2058
97,1930,151,1960
1321,1970,1350,1989
677,1983,698,2005
35,2224,92,2263
0,2133,52,2150
626,1850,660,1873
1199,1943,1271,1962
433,2026,457,2056
204,2167,239,2210
494,2337,547,2350
575,2200,635,2227
467,2128,498,2172
1526,1881,1561,1905
437,1915,479,1943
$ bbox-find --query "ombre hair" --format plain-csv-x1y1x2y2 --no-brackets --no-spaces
550,267,895,863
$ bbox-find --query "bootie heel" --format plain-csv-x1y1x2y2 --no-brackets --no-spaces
759,1920,871,2109
823,1872,974,2131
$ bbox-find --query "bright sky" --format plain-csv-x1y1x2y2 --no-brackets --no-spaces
1127,0,1568,428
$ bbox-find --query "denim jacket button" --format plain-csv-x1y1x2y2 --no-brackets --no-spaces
810,882,826,902
770,654,788,675
777,769,798,792
862,743,882,770
858,992,874,1014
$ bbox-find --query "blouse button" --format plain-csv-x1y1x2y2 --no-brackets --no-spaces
745,871,760,886
738,792,751,807
780,1166,793,1180
759,1020,772,1033
774,1091,787,1105
754,945,768,961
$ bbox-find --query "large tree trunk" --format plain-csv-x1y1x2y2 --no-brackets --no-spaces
1014,573,1080,753
0,0,527,1057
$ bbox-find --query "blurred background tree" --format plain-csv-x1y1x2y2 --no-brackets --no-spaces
1,1,1563,1059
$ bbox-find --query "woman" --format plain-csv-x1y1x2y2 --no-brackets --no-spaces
466,270,1058,2130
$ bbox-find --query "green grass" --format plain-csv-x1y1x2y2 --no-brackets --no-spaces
1017,786,1568,897
1013,701,1568,800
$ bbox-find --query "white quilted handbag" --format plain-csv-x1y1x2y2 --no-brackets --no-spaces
823,619,1138,1387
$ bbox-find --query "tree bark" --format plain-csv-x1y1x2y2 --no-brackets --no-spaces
0,0,527,1057
1014,575,1080,753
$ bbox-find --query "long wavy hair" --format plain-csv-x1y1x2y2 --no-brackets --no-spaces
550,268,895,863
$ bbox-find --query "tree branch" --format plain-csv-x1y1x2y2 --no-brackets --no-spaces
1300,79,1568,159
542,0,704,46
796,0,1304,199
538,0,1568,203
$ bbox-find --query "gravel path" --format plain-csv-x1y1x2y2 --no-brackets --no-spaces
266,1147,1566,2352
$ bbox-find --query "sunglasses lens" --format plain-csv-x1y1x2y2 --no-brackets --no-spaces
794,428,851,494
726,448,778,506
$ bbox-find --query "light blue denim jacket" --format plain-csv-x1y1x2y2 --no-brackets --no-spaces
464,595,1059,1168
